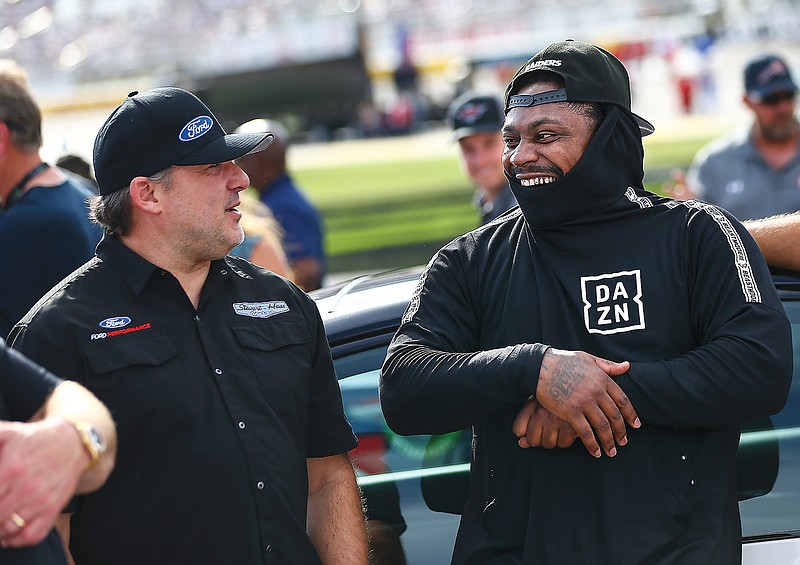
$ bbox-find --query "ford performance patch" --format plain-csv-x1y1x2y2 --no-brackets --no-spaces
233,301,290,319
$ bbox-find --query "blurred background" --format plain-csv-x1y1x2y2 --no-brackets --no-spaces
4,0,799,278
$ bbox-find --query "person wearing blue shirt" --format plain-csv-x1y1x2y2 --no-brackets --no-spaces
0,60,102,337
235,118,326,291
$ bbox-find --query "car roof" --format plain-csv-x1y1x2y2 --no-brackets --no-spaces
310,266,424,348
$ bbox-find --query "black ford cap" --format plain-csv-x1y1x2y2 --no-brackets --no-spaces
93,87,274,195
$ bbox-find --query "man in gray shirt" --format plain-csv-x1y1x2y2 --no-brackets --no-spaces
682,53,800,220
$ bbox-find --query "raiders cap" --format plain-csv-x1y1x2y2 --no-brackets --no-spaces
504,39,655,137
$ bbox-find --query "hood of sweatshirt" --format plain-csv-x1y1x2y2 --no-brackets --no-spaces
506,104,646,230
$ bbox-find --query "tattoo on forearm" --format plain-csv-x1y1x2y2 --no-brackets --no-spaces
545,356,584,405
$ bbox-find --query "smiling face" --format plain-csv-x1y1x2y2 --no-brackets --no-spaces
502,81,599,188
457,130,507,197
160,161,250,261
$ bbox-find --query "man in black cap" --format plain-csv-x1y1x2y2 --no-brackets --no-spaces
673,53,800,220
381,40,791,564
8,87,368,565
446,91,517,224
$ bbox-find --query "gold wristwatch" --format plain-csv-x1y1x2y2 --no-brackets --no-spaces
70,421,106,469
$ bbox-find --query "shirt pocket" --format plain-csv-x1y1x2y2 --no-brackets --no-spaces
84,338,197,445
232,321,311,426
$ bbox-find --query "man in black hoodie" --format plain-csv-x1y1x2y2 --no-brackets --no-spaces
380,40,793,564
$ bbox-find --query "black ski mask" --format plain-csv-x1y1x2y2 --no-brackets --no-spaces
501,39,653,230
505,103,646,230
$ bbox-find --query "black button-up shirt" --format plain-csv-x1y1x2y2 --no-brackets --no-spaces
10,235,357,565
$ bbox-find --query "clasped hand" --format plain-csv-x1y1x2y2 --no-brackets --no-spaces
0,419,86,548
512,348,640,458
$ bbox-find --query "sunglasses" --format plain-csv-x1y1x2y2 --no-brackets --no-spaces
759,91,796,106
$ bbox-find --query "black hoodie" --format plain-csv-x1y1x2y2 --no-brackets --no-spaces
381,106,792,564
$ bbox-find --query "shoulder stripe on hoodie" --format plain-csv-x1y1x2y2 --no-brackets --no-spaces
625,189,761,303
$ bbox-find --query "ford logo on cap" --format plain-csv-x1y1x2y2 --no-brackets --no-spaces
179,116,214,142
99,316,131,329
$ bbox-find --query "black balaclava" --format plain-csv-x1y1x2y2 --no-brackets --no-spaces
505,103,646,230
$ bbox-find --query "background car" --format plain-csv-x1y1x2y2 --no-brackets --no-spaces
311,267,800,565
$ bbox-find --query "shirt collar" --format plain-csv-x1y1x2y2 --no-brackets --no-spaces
97,234,159,295
97,235,238,295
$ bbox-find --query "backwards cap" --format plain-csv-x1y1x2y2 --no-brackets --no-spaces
504,39,654,137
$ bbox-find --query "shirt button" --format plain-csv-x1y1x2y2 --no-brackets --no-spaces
690,479,695,486
681,455,687,461
214,368,223,375
238,421,246,429
220,269,228,275
265,545,272,553
194,315,200,322
257,481,265,490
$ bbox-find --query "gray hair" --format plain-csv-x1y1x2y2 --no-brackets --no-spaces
90,167,173,236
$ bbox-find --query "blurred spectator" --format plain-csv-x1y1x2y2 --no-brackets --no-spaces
668,40,704,115
357,101,383,138
446,91,517,225
0,338,116,563
234,118,326,291
230,191,294,280
56,153,98,193
0,60,102,337
693,32,719,114
385,95,416,135
670,54,799,220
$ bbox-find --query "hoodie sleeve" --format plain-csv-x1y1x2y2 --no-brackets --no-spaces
619,205,793,427
0,338,62,421
380,238,547,436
